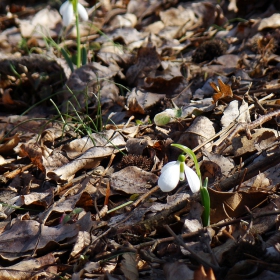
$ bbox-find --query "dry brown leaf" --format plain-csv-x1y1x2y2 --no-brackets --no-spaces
209,188,268,223
2,88,15,105
20,143,45,173
178,116,216,149
40,192,94,225
19,7,61,38
120,253,139,280
126,44,161,86
126,88,165,114
47,146,116,182
258,13,280,31
62,130,125,159
110,166,158,194
163,262,194,280
202,151,235,177
0,253,56,280
126,138,149,155
0,133,20,154
6,190,53,217
212,238,236,264
232,128,277,157
143,76,187,96
194,265,216,280
0,219,79,260
62,63,119,112
200,160,222,184
220,100,250,128
210,78,233,104
69,231,91,260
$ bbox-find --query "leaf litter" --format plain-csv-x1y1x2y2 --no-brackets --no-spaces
1,0,280,279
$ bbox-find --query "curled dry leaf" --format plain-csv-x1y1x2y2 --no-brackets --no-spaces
178,116,216,149
210,78,233,104
120,253,139,280
232,128,277,157
110,166,158,194
69,231,91,260
194,265,216,280
220,100,250,128
126,88,165,114
126,44,161,86
203,151,235,177
163,262,194,280
0,253,56,280
0,133,19,154
47,146,116,182
209,188,269,223
62,129,125,159
0,219,79,261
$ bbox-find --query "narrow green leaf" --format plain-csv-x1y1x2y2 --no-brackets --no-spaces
81,46,87,65
61,48,74,72
201,177,210,226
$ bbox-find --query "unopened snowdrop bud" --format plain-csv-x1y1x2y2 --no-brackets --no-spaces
60,0,88,26
158,155,200,193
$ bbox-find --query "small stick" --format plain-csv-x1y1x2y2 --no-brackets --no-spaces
125,185,159,212
213,109,280,154
164,225,220,270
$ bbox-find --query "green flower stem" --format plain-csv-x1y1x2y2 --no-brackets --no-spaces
72,0,81,68
172,144,202,184
107,200,134,214
201,177,210,226
178,154,186,181
172,143,210,226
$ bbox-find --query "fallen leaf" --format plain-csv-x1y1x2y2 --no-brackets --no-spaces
210,78,233,103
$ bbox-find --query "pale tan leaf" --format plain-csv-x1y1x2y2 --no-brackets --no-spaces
203,151,235,177
221,100,250,128
70,231,91,259
194,265,216,280
0,133,20,154
47,146,116,182
178,116,216,149
163,262,194,280
0,219,79,261
258,13,280,31
120,253,138,280
19,7,61,38
110,166,158,194
126,88,165,114
62,129,125,159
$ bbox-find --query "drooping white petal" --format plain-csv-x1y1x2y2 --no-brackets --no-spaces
160,161,177,173
60,1,74,26
158,161,180,192
184,164,200,193
59,0,70,15
77,3,88,21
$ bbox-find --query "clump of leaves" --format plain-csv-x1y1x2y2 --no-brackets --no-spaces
192,39,228,63
117,154,153,171
250,34,278,56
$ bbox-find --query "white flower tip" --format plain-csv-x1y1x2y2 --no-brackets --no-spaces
60,1,74,26
78,3,88,21
158,162,180,192
184,164,200,193
60,1,88,27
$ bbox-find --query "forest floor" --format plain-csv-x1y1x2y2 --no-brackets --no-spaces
1,0,280,279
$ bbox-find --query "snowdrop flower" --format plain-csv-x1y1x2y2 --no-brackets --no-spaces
60,0,88,26
158,155,200,193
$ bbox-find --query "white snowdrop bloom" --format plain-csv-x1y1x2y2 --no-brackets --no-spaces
158,161,200,193
60,1,88,26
